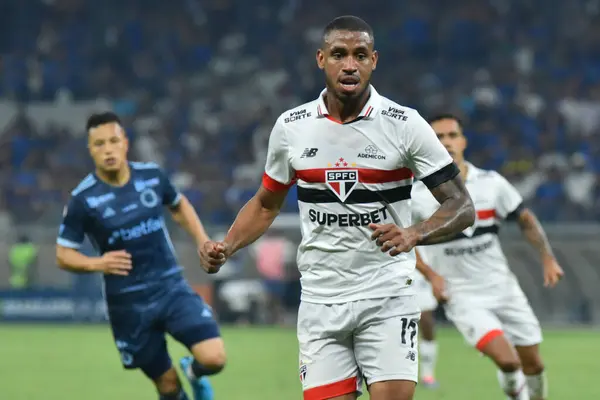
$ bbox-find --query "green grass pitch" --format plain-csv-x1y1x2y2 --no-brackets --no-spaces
0,325,598,399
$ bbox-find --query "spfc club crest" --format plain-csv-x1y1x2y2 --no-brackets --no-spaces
325,169,358,202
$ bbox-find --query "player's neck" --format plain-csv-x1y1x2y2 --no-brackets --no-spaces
325,88,370,123
96,164,131,187
458,160,468,181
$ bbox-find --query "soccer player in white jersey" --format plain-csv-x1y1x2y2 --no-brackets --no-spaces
412,114,564,400
200,17,475,400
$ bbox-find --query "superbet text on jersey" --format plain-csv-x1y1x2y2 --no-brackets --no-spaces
262,86,456,303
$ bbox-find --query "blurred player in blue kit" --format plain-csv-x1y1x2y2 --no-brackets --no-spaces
56,112,225,400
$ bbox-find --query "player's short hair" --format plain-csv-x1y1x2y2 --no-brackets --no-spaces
86,112,121,131
322,15,374,44
427,113,464,130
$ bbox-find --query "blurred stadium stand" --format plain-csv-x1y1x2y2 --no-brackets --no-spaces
0,0,599,325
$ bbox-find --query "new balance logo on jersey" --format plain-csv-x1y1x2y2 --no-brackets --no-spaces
102,207,116,219
325,170,358,202
300,148,318,158
405,351,416,362
357,144,386,160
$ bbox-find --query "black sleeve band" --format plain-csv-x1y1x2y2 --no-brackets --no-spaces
505,202,525,221
420,162,460,189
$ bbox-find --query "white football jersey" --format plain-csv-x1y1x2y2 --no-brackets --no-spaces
412,162,524,295
262,86,455,303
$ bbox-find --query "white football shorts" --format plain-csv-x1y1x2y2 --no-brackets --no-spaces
297,295,420,399
444,283,542,350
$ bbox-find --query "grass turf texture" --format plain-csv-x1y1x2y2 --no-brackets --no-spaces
0,325,598,399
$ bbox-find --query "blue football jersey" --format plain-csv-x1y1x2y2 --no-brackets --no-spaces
57,162,184,295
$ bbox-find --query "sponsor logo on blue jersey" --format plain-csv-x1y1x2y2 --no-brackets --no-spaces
86,193,116,208
134,178,160,192
108,217,163,245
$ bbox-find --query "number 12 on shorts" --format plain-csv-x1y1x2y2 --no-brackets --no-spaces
400,318,418,348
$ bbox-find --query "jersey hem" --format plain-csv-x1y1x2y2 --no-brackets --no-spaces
300,287,415,304
368,373,418,385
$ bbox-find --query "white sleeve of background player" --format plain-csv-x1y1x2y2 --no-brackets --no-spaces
262,117,295,192
494,172,524,219
403,111,456,188
410,185,429,223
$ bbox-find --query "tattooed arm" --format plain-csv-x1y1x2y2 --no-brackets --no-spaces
370,111,475,256
413,173,475,245
370,164,475,256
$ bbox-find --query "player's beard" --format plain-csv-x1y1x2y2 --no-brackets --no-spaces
326,74,370,104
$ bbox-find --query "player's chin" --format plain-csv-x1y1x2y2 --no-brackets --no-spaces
336,82,361,95
101,159,122,171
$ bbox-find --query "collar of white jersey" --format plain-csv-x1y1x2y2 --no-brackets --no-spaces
464,161,479,181
315,85,380,121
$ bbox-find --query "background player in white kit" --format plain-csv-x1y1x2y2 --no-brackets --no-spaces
200,16,475,400
412,114,564,400
411,251,445,388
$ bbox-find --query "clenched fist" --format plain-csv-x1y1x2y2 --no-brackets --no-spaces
198,241,230,274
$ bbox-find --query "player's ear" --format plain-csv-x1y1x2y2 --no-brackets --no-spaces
316,49,325,70
371,50,378,71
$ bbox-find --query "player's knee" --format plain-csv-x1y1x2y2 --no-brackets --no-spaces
522,359,544,375
197,348,226,372
516,344,544,375
495,356,522,373
369,380,416,400
191,338,227,372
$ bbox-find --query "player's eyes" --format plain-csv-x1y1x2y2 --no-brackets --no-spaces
356,54,367,60
331,52,343,60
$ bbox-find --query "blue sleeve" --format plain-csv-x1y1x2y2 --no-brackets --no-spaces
57,196,88,249
159,169,182,207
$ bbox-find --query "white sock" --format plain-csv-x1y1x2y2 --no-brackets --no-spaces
496,370,529,400
419,340,438,379
526,371,548,400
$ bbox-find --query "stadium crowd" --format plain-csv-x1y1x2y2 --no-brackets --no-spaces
1,0,600,228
